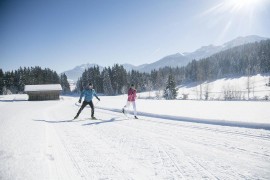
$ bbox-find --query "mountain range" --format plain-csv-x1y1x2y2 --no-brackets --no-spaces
63,35,268,81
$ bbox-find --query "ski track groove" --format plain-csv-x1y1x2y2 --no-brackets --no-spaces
43,104,89,179
32,101,270,179
101,117,220,179
53,113,189,179
57,122,98,178
110,119,252,179
94,109,270,179
49,111,144,179
128,113,270,140
97,109,270,160
53,127,87,179
79,115,221,179
43,104,85,180
95,107,270,141
143,118,270,141
89,120,187,179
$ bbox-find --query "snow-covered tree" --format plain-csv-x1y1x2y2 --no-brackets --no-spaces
102,69,114,95
60,73,71,94
163,74,178,100
111,64,127,95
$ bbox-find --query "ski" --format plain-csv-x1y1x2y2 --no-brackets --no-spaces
122,108,130,119
73,117,101,121
122,109,139,119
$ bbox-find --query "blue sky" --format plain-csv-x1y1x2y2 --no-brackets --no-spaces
1,0,270,73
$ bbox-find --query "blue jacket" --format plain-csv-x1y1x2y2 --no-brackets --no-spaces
79,88,99,102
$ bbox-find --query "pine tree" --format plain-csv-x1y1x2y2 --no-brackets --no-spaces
93,66,102,93
75,77,84,92
111,64,127,94
17,67,25,93
4,71,13,94
60,73,71,94
150,70,158,89
156,70,166,90
0,69,4,95
163,74,178,100
102,68,114,95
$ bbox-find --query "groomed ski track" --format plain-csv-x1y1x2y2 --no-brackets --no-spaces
0,96,270,179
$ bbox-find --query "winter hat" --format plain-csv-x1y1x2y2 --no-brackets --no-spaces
89,83,93,86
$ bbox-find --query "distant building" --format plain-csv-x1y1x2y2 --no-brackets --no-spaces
24,84,62,101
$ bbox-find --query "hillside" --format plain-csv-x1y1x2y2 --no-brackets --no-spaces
138,74,270,101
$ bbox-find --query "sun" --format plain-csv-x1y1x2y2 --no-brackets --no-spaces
225,0,266,12
201,0,267,15
232,0,260,6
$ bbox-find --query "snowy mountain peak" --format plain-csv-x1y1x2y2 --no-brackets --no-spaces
178,52,185,56
63,63,103,81
197,44,220,52
184,35,268,60
224,35,268,49
76,63,100,70
167,52,185,57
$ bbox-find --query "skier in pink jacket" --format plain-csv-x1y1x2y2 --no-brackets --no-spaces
122,84,138,119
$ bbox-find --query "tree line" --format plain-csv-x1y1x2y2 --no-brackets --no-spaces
0,66,71,95
75,65,178,99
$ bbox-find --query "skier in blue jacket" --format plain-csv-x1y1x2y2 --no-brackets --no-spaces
74,83,100,119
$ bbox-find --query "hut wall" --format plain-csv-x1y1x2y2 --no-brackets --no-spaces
27,91,60,101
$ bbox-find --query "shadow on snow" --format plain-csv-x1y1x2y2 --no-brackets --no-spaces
33,117,128,125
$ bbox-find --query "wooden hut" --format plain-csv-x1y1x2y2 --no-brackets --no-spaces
24,84,62,101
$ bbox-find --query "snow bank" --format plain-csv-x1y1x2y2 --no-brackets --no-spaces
95,96,270,130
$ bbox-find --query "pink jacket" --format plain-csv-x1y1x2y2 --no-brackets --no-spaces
127,88,136,101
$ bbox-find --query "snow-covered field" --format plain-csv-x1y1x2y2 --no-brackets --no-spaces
139,74,270,100
1,94,270,179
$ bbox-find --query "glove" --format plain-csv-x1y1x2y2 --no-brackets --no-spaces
78,99,81,103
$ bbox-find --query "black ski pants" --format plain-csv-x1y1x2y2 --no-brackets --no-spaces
76,100,94,117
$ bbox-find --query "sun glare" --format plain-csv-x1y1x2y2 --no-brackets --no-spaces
228,0,263,11
199,0,269,44
201,0,267,15
233,0,259,6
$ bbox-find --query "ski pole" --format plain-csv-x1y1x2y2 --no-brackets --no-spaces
95,100,100,106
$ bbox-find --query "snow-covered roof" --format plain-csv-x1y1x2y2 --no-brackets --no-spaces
24,84,62,92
